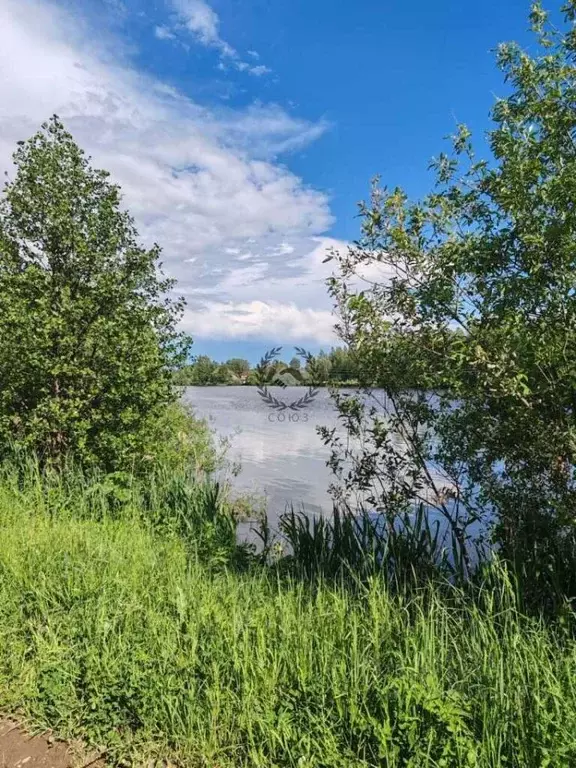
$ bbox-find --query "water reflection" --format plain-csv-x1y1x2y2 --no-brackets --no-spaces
184,386,484,561
183,386,342,523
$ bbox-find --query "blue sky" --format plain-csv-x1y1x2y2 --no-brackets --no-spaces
1,0,539,362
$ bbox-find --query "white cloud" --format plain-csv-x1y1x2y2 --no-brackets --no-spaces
180,237,347,344
170,0,224,48
249,65,271,77
220,60,272,77
182,300,338,344
0,0,337,343
276,243,295,256
178,236,398,345
154,25,176,41
166,0,271,76
213,103,330,157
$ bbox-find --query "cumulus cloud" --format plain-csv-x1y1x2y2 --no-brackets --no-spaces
182,301,338,344
0,0,339,344
181,237,347,344
179,235,400,344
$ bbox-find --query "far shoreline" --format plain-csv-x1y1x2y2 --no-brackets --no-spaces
177,381,363,388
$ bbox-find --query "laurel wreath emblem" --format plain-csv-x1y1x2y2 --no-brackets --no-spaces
256,346,320,412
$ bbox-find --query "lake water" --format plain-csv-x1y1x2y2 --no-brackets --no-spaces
183,386,353,525
183,386,482,555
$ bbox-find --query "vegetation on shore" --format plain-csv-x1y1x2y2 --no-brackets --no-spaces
173,347,362,387
323,0,576,601
1,466,576,767
0,117,191,474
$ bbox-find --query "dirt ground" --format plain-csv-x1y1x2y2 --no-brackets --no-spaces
0,721,104,768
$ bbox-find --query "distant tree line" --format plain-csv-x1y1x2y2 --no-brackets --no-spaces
173,347,363,386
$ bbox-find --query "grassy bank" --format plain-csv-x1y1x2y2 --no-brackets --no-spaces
0,486,575,767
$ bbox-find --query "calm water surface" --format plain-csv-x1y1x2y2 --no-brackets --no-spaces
183,387,481,552
183,386,355,524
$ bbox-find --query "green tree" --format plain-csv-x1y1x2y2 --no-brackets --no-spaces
325,2,576,585
328,347,357,383
225,358,251,380
289,356,301,371
305,349,332,385
0,117,188,471
215,363,234,384
190,356,220,385
173,364,195,386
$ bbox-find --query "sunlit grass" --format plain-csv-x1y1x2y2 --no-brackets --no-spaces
0,475,575,766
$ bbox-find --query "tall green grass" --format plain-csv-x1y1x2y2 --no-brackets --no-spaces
277,503,470,584
0,453,243,566
0,474,576,766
